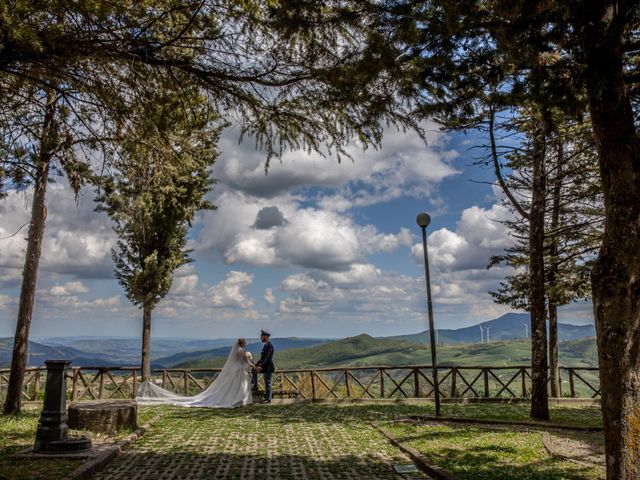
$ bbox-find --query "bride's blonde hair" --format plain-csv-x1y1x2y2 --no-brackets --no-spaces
237,338,247,348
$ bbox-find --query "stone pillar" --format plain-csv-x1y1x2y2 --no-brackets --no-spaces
33,360,70,452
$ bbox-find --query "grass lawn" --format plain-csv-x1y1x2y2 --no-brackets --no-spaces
0,405,164,480
312,400,603,428
0,407,81,480
1,401,603,480
98,401,603,480
424,401,603,428
382,421,604,480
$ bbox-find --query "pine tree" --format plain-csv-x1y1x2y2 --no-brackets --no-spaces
0,1,420,160
0,82,109,415
488,112,603,399
95,86,219,382
352,2,638,475
0,1,424,414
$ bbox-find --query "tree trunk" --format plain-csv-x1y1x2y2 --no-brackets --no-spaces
547,139,563,399
529,122,550,420
548,301,560,398
582,4,640,477
141,302,152,382
3,91,56,415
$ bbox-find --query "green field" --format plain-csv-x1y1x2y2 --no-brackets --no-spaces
383,420,603,479
99,402,603,480
176,334,598,370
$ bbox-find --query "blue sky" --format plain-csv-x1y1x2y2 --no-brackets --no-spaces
0,122,594,340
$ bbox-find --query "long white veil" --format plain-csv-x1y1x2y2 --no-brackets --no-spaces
137,339,253,408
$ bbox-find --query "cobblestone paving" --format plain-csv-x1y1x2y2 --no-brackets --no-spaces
93,403,429,479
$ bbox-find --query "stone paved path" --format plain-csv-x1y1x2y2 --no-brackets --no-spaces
93,403,429,479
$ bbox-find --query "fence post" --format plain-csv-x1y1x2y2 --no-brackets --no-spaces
450,368,457,398
132,369,137,399
183,371,189,396
521,368,527,397
311,371,316,400
413,368,420,398
558,368,563,397
568,369,575,398
162,370,167,389
34,369,41,400
98,369,106,399
71,368,79,400
483,368,490,397
345,370,350,398
380,369,385,398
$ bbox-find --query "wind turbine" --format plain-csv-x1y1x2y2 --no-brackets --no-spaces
523,323,529,339
485,326,491,343
479,325,484,344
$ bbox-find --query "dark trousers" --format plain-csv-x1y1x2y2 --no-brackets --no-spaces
251,371,272,401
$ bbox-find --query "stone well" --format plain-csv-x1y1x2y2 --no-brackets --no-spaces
68,400,137,435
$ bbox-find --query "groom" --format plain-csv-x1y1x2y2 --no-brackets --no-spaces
252,330,275,403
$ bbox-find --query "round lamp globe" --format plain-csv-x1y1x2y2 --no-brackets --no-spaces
416,212,431,228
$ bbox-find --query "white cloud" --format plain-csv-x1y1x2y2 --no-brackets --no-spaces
0,268,22,288
405,201,521,325
269,209,361,269
216,121,459,205
193,122,456,277
196,191,413,271
457,205,514,250
0,183,115,280
319,263,381,287
91,296,121,308
169,265,200,296
277,273,344,315
49,281,89,296
0,294,13,308
35,286,124,313
2,113,530,337
412,203,514,272
264,288,276,305
276,269,423,323
209,271,254,309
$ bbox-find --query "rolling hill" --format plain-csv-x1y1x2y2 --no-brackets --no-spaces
391,313,595,344
174,334,599,370
1,336,332,368
4,312,595,369
156,337,331,368
0,338,120,368
37,337,241,365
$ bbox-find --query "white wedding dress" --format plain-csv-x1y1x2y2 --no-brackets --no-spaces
136,340,253,408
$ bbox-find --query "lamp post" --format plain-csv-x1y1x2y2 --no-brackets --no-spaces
416,212,441,417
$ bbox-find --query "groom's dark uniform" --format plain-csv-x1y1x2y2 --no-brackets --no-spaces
252,331,275,402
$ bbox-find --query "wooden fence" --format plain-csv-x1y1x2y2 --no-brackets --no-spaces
0,365,601,401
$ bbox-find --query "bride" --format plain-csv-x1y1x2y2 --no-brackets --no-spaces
137,338,253,408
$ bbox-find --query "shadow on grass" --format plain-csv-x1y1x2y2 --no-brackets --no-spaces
424,445,600,480
93,451,410,480
545,429,605,467
159,401,602,429
0,455,82,480
385,422,604,480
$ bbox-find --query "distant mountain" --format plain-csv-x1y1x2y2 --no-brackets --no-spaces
175,333,599,370
0,338,120,368
156,337,331,368
1,336,332,369
37,337,243,365
174,334,418,369
9,312,594,370
390,313,595,344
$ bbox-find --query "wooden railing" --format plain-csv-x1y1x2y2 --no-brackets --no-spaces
0,365,601,401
